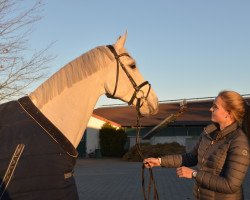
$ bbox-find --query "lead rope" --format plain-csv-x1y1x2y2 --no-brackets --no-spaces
135,99,159,200
135,100,188,200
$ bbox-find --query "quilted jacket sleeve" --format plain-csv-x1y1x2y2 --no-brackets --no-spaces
160,134,202,168
196,132,250,193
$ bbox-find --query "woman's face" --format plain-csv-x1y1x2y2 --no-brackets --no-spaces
210,96,229,125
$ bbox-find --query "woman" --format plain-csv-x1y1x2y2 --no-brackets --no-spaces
144,90,250,200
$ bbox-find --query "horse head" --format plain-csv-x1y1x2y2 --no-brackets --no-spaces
28,33,159,147
104,33,159,116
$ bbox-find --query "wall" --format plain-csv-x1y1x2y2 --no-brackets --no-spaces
85,127,100,154
128,137,150,148
128,135,200,153
126,126,204,152
152,136,200,152
85,116,104,154
185,137,199,152
150,136,191,146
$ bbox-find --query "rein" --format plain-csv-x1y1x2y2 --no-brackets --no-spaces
136,100,187,200
106,44,187,200
106,45,158,199
135,99,159,200
143,100,187,140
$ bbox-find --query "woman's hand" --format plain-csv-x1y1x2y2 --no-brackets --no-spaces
176,166,194,179
143,157,161,168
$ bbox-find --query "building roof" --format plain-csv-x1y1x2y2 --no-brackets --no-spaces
93,97,250,128
93,99,213,127
91,114,121,128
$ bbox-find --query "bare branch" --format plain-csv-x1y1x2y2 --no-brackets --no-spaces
0,0,54,103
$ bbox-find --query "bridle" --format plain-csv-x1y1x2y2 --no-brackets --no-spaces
107,45,159,200
106,45,151,110
106,45,187,200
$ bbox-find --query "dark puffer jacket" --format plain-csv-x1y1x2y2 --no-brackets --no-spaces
160,123,250,200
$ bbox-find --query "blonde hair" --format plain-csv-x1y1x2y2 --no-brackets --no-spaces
218,90,245,124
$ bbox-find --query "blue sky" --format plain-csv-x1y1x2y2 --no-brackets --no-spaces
27,0,250,107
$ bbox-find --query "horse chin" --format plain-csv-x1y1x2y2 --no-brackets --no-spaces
139,99,159,116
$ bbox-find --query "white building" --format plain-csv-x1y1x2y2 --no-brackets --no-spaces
78,114,120,157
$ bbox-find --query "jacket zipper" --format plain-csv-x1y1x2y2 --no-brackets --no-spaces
197,139,214,199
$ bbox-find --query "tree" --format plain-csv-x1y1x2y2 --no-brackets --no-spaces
0,0,54,102
99,123,128,157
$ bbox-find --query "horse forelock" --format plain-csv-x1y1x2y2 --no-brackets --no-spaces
30,46,112,108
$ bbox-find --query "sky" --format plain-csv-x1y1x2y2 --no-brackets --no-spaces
26,0,250,108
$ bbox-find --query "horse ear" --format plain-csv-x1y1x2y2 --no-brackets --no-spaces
114,31,128,50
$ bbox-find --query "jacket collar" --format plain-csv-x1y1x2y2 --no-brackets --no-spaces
204,122,239,141
216,122,238,140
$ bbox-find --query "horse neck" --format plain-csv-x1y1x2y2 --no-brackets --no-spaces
29,69,107,148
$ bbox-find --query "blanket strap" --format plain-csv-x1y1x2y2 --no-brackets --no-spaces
0,144,25,199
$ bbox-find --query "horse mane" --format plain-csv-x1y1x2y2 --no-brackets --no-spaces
30,46,114,108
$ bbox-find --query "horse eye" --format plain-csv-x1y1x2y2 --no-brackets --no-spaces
130,64,136,69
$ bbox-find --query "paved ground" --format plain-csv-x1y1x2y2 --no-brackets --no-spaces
74,158,250,200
